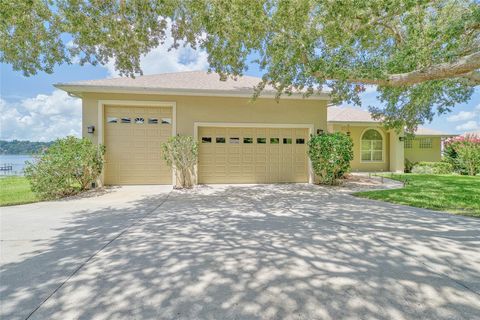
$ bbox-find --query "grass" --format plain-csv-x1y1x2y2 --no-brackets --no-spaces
355,174,480,218
0,176,38,206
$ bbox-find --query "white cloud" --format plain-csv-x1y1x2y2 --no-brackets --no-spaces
455,120,479,131
447,111,476,122
104,23,208,77
0,90,81,142
476,104,480,111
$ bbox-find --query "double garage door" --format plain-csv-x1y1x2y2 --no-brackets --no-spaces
198,126,309,184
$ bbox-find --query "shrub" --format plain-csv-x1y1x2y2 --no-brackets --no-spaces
161,136,198,188
308,132,353,185
444,134,480,176
24,137,105,199
411,162,453,174
404,158,417,173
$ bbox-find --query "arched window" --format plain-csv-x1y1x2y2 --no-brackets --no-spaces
361,129,383,162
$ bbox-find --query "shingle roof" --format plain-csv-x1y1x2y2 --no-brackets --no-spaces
55,71,330,100
461,130,480,137
327,106,378,122
328,106,455,136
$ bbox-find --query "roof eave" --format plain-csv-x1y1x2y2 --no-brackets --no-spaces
54,84,331,101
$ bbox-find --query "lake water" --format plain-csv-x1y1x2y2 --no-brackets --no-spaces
0,155,36,176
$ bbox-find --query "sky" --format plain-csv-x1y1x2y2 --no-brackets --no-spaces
1,39,479,142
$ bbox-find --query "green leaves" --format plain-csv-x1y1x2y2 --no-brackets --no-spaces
161,135,198,188
24,136,105,199
1,0,479,129
307,132,354,185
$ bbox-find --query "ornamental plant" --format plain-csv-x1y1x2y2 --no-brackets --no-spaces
308,132,353,185
161,136,198,189
24,136,105,199
444,134,480,176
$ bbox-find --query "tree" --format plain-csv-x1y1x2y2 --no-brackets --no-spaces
1,0,479,131
161,136,198,188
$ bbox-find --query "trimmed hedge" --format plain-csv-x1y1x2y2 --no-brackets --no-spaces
308,132,353,185
411,162,453,175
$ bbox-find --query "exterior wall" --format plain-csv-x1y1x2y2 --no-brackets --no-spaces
404,137,442,163
81,92,328,184
330,124,391,172
81,93,328,142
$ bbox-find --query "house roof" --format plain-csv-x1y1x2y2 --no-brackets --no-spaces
55,71,330,100
328,106,455,136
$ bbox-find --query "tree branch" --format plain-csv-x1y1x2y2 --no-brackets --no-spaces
314,51,480,87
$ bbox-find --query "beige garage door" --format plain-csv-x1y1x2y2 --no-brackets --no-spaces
198,126,309,183
104,105,173,185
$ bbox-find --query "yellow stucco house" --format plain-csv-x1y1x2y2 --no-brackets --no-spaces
56,71,453,186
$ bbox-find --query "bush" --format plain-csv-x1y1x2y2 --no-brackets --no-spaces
308,132,353,185
161,136,198,188
24,137,105,199
411,162,453,174
404,158,417,173
444,134,480,176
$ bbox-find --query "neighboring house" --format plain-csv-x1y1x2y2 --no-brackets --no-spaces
327,106,455,171
56,71,453,186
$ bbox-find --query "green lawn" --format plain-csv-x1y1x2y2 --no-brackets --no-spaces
355,174,480,217
0,176,38,206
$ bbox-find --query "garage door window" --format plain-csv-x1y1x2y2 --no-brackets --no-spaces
296,138,305,144
121,117,131,123
107,117,118,123
257,138,266,144
202,137,212,143
216,137,226,143
243,137,253,144
229,137,240,144
135,117,144,124
148,118,158,124
270,138,279,144
161,118,172,124
283,138,292,144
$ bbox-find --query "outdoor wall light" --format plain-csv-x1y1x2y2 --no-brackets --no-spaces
346,131,351,136
398,136,405,142
317,129,324,135
87,125,95,134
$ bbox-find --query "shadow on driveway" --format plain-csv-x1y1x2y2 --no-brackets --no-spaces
1,184,479,319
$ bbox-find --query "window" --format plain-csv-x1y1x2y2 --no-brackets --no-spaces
270,138,279,144
229,137,240,144
216,137,225,143
243,137,253,144
107,117,118,123
419,138,432,149
161,118,172,124
404,139,413,149
121,117,131,124
283,138,292,144
201,137,212,143
148,118,158,124
361,129,383,162
296,138,305,144
257,138,266,144
134,117,144,124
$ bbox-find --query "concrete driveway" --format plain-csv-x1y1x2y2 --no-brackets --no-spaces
1,184,479,319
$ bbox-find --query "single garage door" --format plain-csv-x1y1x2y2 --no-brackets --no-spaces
198,126,309,183
104,105,173,185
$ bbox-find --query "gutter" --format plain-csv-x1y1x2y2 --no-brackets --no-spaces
54,84,331,101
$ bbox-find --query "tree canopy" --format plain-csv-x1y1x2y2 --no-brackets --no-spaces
1,0,479,131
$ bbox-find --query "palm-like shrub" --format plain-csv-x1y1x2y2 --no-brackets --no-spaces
308,132,353,185
161,136,198,188
24,136,105,199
